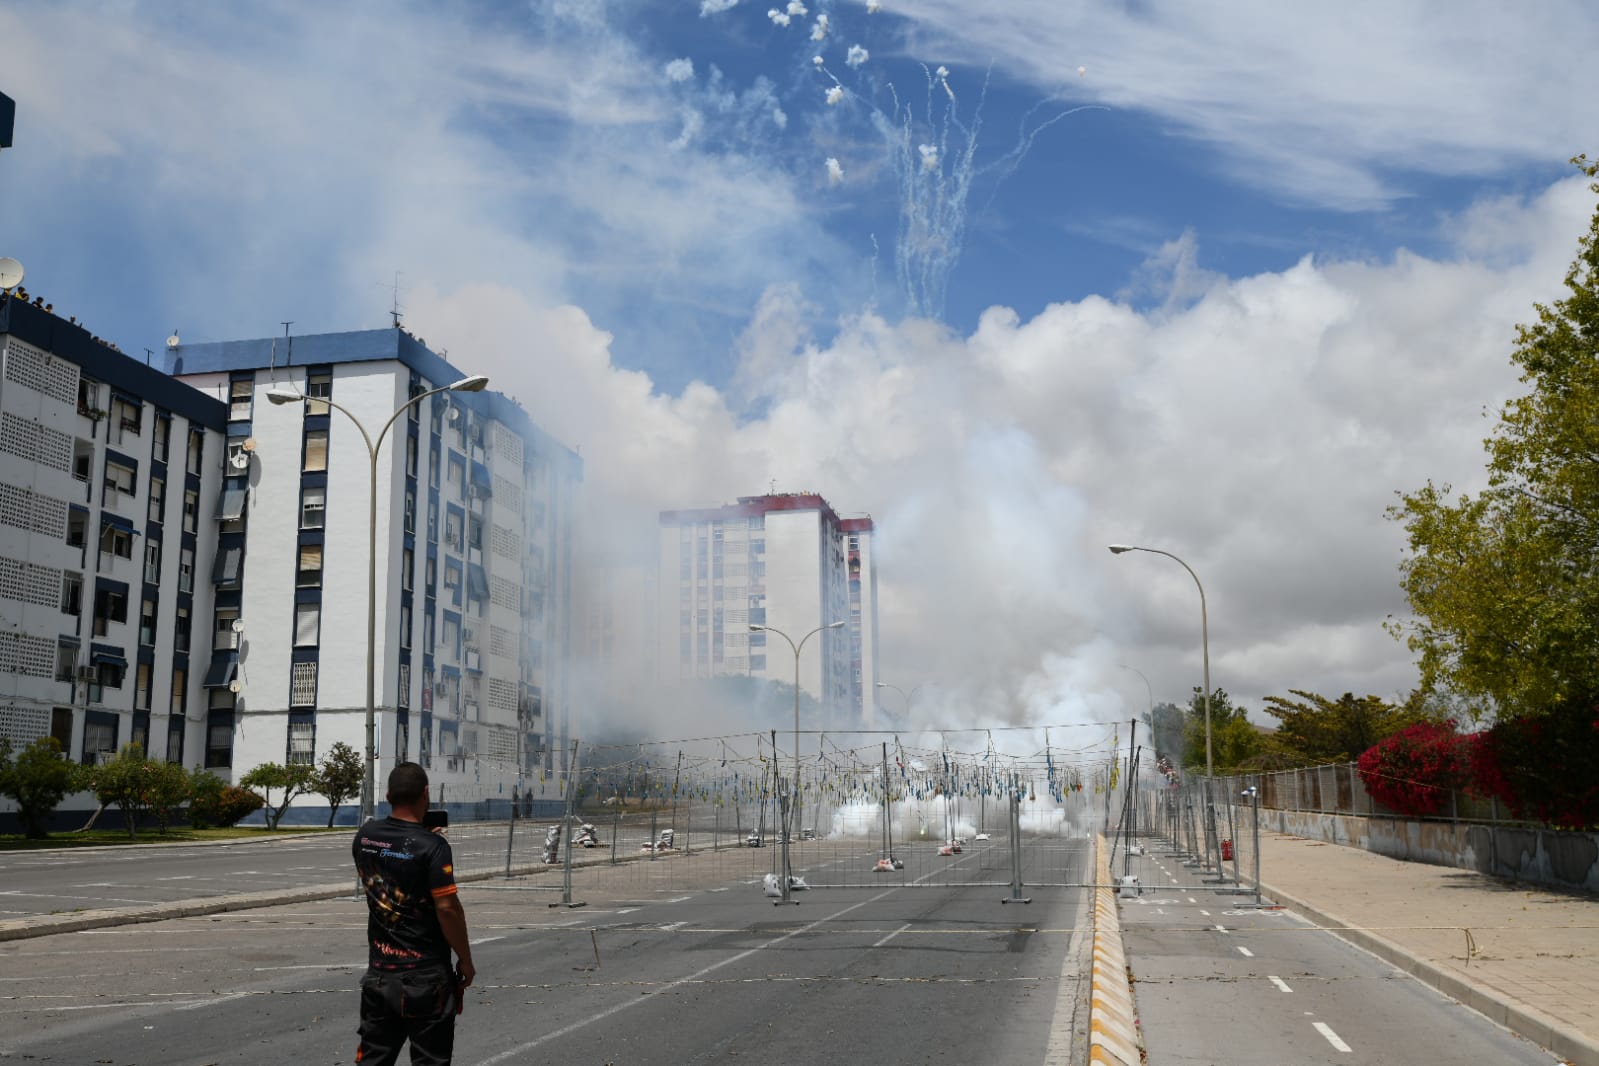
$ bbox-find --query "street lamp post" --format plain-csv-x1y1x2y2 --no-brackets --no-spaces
874,680,924,722
1107,545,1211,778
269,373,489,825
750,619,844,904
1109,543,1218,871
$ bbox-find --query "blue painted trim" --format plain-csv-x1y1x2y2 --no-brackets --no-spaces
90,643,127,665
101,511,135,532
95,576,129,598
105,448,139,475
0,296,227,429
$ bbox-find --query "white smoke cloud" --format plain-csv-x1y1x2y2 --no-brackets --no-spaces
810,13,830,41
664,57,694,82
700,0,741,14
402,172,1590,733
845,44,869,67
767,8,791,27
825,156,844,184
825,85,843,105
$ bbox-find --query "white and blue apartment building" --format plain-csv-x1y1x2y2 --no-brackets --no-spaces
0,295,580,829
168,328,582,821
0,294,229,789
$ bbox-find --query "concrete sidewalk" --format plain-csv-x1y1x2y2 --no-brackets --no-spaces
1252,830,1599,1066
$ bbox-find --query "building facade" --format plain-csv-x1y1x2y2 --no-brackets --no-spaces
0,295,228,780
167,328,581,820
657,493,878,729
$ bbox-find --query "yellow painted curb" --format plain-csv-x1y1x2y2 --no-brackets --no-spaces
1089,833,1142,1066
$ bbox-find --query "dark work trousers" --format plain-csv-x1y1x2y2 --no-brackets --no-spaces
356,964,458,1066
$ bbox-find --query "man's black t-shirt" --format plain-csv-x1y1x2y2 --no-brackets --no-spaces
352,816,459,971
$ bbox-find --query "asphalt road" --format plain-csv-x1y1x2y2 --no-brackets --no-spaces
0,839,1097,1065
1117,846,1563,1065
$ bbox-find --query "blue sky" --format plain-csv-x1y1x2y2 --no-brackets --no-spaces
3,1,1597,731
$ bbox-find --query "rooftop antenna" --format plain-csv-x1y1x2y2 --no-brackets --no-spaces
143,348,153,366
769,479,777,495
389,271,404,328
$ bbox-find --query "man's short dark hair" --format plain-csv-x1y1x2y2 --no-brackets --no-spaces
388,762,428,807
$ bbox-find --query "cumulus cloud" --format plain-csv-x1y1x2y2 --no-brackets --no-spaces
700,0,740,15
664,57,694,82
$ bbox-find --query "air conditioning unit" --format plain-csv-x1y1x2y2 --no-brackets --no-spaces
461,626,476,644
445,531,460,549
77,665,98,682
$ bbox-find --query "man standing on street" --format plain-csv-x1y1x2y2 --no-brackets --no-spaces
353,762,475,1065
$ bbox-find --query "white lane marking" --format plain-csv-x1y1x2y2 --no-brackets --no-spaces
1214,924,1227,932
659,922,686,932
1313,1021,1352,1052
470,936,506,946
616,908,638,914
154,875,197,881
252,964,361,971
1268,975,1292,992
1188,897,1197,903
1236,946,1253,957
472,889,900,1066
174,992,253,1013
1198,909,1210,916
872,923,911,948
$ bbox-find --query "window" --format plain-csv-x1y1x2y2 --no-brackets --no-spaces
426,556,436,594
140,598,157,645
442,615,459,650
100,523,134,560
427,500,438,540
401,605,412,648
51,707,74,752
104,459,136,497
429,444,440,487
448,456,464,489
307,372,332,416
444,512,462,549
62,572,83,616
183,489,198,533
94,585,128,627
304,431,328,472
402,548,413,590
170,667,186,716
148,477,164,523
406,435,418,477
82,711,117,765
97,660,125,690
294,603,320,646
215,607,240,650
113,397,142,438
174,606,190,654
55,641,77,683
187,429,204,476
404,490,415,532
297,544,323,587
135,662,152,711
287,713,315,766
228,378,253,421
205,709,233,768
179,547,194,593
67,510,87,548
290,662,317,707
78,378,103,418
73,439,93,482
165,716,185,764
153,416,170,463
300,486,325,528
144,541,161,583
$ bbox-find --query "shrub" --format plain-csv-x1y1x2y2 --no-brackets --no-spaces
213,786,266,827
188,770,228,828
1471,704,1599,829
1356,720,1472,817
146,761,192,834
83,744,161,839
0,737,80,838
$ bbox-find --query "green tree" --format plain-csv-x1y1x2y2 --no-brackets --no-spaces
1260,690,1434,765
240,762,317,830
145,760,191,834
187,769,228,828
315,742,363,827
1390,155,1599,717
84,744,159,840
0,737,80,838
1182,688,1263,772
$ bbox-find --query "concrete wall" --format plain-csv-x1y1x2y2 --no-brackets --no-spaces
1265,809,1599,894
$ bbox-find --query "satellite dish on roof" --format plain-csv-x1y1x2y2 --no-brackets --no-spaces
166,331,180,348
0,257,23,292
228,679,243,694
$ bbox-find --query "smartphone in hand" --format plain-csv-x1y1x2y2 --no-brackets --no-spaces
424,810,449,830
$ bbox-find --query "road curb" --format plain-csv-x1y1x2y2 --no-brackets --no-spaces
1263,880,1599,1066
1089,833,1142,1066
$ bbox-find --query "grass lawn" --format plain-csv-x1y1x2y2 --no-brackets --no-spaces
0,825,347,851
